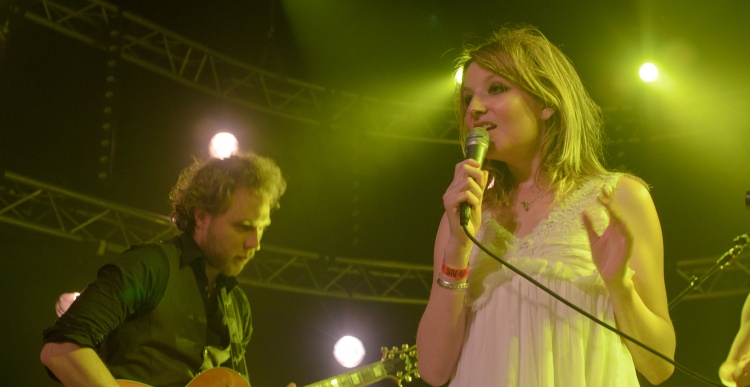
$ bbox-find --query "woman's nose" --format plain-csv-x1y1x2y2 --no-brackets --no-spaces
467,98,486,118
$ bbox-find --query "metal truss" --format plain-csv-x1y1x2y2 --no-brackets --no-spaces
16,0,457,144
9,163,749,305
15,0,683,147
0,171,433,303
0,171,176,254
12,0,741,304
241,246,432,304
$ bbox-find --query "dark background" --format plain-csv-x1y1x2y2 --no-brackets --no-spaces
1,1,749,386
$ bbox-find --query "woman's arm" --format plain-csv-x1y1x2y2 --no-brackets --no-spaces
416,159,488,386
416,214,470,386
584,176,676,384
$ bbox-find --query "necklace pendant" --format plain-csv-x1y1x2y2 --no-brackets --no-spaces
521,201,530,212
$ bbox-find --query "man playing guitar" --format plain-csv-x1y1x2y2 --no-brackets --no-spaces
40,153,293,387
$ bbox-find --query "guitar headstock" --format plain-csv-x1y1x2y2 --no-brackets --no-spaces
379,344,419,386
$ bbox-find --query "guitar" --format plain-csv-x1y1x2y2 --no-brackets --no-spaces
117,344,419,387
117,367,249,387
304,344,418,387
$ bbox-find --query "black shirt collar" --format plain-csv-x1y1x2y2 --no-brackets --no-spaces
175,233,238,291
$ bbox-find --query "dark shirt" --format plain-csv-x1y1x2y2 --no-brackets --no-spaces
42,233,252,382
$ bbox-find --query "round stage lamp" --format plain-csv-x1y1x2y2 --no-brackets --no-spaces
333,335,366,368
639,63,659,83
209,132,239,159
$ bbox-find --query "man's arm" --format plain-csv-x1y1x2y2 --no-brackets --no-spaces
40,245,169,385
40,342,120,387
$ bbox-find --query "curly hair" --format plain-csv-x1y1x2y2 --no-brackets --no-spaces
455,24,609,205
169,153,287,233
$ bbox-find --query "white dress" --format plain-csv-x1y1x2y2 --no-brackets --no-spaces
449,173,640,387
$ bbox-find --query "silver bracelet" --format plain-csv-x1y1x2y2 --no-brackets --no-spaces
436,277,469,290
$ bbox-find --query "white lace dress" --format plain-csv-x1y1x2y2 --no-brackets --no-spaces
449,173,640,387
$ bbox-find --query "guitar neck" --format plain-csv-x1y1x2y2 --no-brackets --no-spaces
304,360,392,387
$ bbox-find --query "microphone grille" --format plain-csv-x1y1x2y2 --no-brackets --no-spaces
466,127,489,146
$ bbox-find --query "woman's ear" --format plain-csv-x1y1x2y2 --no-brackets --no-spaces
541,107,555,121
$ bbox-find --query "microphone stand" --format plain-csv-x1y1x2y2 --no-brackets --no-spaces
669,233,750,310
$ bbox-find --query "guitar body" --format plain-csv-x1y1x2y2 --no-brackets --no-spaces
116,344,418,387
117,367,250,387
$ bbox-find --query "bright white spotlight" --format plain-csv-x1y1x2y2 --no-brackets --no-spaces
333,335,366,368
454,66,464,84
639,63,659,83
209,132,239,159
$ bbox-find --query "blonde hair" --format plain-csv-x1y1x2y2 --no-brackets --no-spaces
455,24,608,205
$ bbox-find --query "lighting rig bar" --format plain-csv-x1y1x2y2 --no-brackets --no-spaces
14,0,679,148
18,0,457,144
242,245,432,304
0,171,433,303
0,171,176,254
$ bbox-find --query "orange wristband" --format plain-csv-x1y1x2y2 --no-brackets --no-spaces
441,262,469,280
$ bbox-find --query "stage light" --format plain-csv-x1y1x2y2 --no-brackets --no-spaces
333,335,366,368
209,132,239,159
639,62,659,83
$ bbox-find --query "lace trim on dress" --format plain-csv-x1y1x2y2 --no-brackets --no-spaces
466,173,636,310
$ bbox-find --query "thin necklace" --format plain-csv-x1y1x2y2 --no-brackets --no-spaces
519,190,546,212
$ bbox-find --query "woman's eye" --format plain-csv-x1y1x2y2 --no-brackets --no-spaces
489,84,508,94
463,95,473,106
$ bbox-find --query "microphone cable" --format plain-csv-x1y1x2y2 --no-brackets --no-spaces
462,225,723,387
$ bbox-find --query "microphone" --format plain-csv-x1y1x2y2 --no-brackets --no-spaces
459,127,489,226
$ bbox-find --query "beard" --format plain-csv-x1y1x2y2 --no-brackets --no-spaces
202,225,251,277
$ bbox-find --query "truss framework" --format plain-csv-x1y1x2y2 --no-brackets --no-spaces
0,171,176,254
243,245,432,304
14,0,690,148
0,171,433,303
17,0,457,144
7,1,744,303
4,169,749,303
